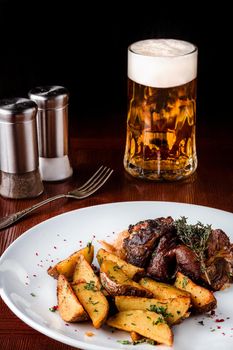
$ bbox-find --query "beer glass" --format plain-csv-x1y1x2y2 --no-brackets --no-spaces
123,39,198,181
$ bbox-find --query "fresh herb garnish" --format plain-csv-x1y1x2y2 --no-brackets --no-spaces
117,340,131,345
153,317,164,325
148,305,173,318
113,265,121,271
182,276,188,288
98,255,103,265
175,217,212,284
30,293,36,297
117,339,155,345
84,281,96,291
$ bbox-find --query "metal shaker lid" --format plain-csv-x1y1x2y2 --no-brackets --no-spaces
0,97,37,123
0,97,39,174
28,86,69,109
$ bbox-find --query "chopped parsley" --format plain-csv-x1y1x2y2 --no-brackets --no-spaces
84,281,96,291
117,340,131,345
182,277,188,288
153,317,165,325
113,265,121,271
98,256,103,265
148,305,173,318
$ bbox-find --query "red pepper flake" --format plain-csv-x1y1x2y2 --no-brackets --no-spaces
54,246,57,249
65,323,69,326
217,326,221,329
93,235,96,238
26,275,29,279
51,260,54,262
49,305,58,312
231,328,233,330
35,252,39,256
222,333,225,336
215,319,225,323
79,240,82,243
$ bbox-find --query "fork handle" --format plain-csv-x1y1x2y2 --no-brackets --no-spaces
0,194,68,231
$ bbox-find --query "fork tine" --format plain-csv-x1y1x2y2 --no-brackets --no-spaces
78,166,109,193
76,165,104,191
78,168,113,198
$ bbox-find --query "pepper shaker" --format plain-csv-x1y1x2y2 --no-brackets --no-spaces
28,86,73,181
0,98,44,199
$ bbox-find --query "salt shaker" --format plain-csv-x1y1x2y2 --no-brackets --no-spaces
0,98,44,199
28,86,73,181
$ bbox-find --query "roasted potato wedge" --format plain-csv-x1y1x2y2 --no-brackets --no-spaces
72,255,109,328
139,277,190,299
115,295,191,324
72,281,109,329
96,248,144,280
174,272,217,313
48,242,94,279
107,310,173,346
57,275,88,322
73,254,101,290
100,260,153,297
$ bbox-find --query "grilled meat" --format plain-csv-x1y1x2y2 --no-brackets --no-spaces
206,229,230,258
168,245,201,280
203,229,233,290
123,216,232,291
147,234,201,281
147,232,178,280
123,217,174,267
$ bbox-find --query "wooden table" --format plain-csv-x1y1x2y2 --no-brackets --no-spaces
1,117,233,349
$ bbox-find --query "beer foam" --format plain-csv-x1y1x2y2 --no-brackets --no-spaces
128,39,197,88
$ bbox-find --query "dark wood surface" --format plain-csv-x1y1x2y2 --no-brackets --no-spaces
0,118,233,350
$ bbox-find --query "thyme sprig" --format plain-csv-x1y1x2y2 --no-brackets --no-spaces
174,217,212,285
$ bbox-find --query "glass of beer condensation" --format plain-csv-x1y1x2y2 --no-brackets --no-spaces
123,39,198,181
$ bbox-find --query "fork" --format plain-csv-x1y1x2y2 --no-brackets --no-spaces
0,166,113,230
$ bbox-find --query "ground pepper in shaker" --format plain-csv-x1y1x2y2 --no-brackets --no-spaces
28,86,73,181
0,98,44,199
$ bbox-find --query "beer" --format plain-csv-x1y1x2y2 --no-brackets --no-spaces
123,39,198,181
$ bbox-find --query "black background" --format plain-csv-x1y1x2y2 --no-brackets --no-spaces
0,0,231,127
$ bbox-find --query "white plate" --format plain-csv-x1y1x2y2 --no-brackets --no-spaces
0,201,233,350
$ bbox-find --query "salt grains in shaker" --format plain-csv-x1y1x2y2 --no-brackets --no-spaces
0,98,44,199
28,86,73,181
